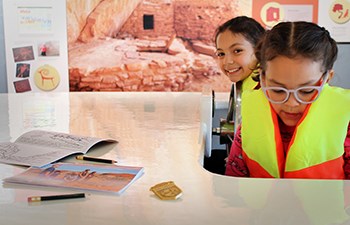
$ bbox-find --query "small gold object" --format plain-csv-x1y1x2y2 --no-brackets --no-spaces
150,181,182,200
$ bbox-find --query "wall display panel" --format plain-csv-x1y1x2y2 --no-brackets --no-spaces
252,0,350,43
1,0,349,93
2,0,69,93
318,0,350,43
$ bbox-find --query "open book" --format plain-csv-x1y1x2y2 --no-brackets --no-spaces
4,162,144,194
0,130,117,167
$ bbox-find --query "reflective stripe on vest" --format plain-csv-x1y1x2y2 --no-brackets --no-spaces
241,84,350,178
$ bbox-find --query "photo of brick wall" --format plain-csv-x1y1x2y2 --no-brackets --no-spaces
67,0,251,92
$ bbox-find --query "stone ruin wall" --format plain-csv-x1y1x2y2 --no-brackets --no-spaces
68,0,244,92
119,0,242,44
69,47,218,92
70,58,192,92
173,0,241,45
118,0,175,39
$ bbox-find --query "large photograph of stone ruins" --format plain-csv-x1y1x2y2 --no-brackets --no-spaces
67,0,251,92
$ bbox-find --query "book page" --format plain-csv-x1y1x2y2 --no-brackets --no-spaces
0,130,117,167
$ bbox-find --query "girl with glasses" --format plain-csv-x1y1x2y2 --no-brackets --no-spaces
225,21,350,179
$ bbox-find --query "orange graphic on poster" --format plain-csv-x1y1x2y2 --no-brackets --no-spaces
330,0,350,24
252,0,319,29
261,2,285,28
267,7,280,21
34,65,60,91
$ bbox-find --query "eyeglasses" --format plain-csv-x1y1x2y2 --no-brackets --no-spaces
260,72,328,104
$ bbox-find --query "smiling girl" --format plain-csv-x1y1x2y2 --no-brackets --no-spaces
215,16,265,84
213,16,265,159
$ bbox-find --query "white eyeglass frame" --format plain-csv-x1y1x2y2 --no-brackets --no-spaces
260,72,329,104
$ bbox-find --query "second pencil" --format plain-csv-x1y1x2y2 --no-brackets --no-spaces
76,155,117,164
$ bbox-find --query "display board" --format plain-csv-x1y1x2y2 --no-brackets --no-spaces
2,0,69,93
252,0,350,43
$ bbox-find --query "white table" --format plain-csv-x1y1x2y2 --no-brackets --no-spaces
0,92,349,225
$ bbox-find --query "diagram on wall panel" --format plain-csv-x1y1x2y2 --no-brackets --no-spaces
2,0,69,93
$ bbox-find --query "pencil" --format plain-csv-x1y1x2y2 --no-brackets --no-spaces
76,155,117,164
28,193,85,202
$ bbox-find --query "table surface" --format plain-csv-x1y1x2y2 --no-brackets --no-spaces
0,92,349,225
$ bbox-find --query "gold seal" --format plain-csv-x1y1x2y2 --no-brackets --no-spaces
150,181,182,200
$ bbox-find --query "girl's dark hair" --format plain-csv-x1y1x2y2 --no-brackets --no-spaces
214,16,265,47
255,21,338,75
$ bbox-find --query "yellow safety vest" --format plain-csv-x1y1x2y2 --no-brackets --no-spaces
242,72,258,91
241,84,350,179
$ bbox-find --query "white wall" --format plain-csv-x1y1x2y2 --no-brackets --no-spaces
0,1,8,93
332,44,350,88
